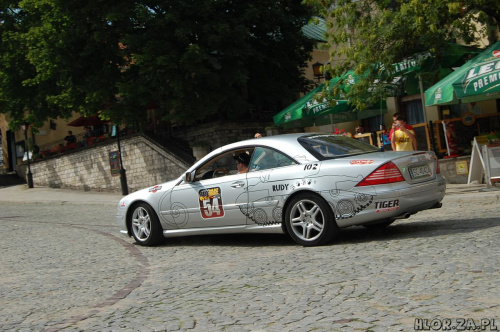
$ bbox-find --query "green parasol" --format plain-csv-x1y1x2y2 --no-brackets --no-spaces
425,41,500,106
273,84,352,128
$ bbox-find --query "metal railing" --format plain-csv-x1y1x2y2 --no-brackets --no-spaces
38,132,86,152
36,132,112,159
142,131,196,165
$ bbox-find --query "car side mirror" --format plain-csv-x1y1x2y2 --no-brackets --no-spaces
185,170,196,183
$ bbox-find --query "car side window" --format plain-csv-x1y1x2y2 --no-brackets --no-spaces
249,147,296,171
195,149,254,181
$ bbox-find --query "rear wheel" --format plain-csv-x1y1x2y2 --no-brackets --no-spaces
130,203,164,246
285,193,339,246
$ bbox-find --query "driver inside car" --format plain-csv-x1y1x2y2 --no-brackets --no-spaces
233,152,250,174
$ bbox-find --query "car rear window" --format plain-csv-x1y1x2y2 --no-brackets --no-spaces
298,134,379,160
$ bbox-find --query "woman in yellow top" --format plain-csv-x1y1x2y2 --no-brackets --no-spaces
391,116,417,151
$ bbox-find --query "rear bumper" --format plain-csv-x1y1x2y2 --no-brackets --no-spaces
336,177,446,227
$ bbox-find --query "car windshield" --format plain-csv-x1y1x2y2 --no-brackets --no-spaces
298,134,379,160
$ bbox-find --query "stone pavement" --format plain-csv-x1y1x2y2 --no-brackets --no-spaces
0,183,123,204
0,183,499,332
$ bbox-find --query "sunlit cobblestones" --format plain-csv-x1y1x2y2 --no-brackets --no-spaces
0,184,498,331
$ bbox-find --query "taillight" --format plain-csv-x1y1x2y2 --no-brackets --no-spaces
436,157,441,174
356,162,405,186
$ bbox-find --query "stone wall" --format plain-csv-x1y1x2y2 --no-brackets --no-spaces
439,155,472,184
171,120,298,160
19,135,191,193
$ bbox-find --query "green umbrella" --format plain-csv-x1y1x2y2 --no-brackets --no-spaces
273,84,352,128
425,41,500,106
369,43,481,97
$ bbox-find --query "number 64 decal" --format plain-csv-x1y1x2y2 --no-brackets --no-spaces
199,187,225,219
304,163,318,171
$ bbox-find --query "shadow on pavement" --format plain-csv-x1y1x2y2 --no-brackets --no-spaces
336,217,499,245
0,173,26,188
150,217,498,248
157,233,295,248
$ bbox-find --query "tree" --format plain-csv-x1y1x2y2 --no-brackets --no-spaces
0,0,130,128
304,0,500,110
111,0,315,125
0,0,315,129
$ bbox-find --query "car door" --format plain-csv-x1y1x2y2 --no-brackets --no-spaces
245,147,299,226
162,149,250,229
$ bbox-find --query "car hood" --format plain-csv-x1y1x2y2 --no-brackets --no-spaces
118,178,179,206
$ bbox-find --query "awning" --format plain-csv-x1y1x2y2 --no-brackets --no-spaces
274,71,393,128
356,103,387,120
274,43,484,129
273,84,352,128
425,41,500,106
376,43,482,97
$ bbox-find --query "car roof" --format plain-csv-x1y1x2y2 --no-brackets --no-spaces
221,133,315,152
187,133,319,171
232,132,304,142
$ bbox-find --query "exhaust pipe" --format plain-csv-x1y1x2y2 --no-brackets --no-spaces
429,202,442,209
393,212,411,219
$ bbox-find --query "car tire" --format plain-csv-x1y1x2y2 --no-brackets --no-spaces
129,202,164,246
362,219,395,229
284,193,339,246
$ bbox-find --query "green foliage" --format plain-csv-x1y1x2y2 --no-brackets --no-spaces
304,0,500,110
0,0,314,128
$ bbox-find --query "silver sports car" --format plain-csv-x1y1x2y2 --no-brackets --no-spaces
117,133,446,246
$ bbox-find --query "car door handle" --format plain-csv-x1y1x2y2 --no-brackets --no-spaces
231,181,245,188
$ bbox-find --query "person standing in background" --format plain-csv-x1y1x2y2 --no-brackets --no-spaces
64,131,77,146
391,116,417,151
379,125,392,151
389,112,414,143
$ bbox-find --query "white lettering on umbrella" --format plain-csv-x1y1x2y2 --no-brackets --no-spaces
465,61,498,79
490,73,499,85
464,60,500,92
478,62,495,75
473,73,500,92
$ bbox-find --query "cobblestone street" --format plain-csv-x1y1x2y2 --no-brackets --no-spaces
0,184,499,331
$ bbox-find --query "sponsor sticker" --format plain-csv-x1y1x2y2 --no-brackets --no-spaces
149,185,162,193
375,199,399,212
272,184,289,191
350,160,374,165
199,187,225,219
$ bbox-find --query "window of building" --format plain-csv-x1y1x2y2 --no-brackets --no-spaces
402,99,425,124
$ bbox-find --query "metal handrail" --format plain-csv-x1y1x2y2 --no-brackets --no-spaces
142,131,196,165
37,132,89,152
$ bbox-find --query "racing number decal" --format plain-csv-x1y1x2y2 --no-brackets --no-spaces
304,163,318,171
199,187,225,219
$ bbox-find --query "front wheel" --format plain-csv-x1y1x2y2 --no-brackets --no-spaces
129,203,164,246
284,193,339,246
